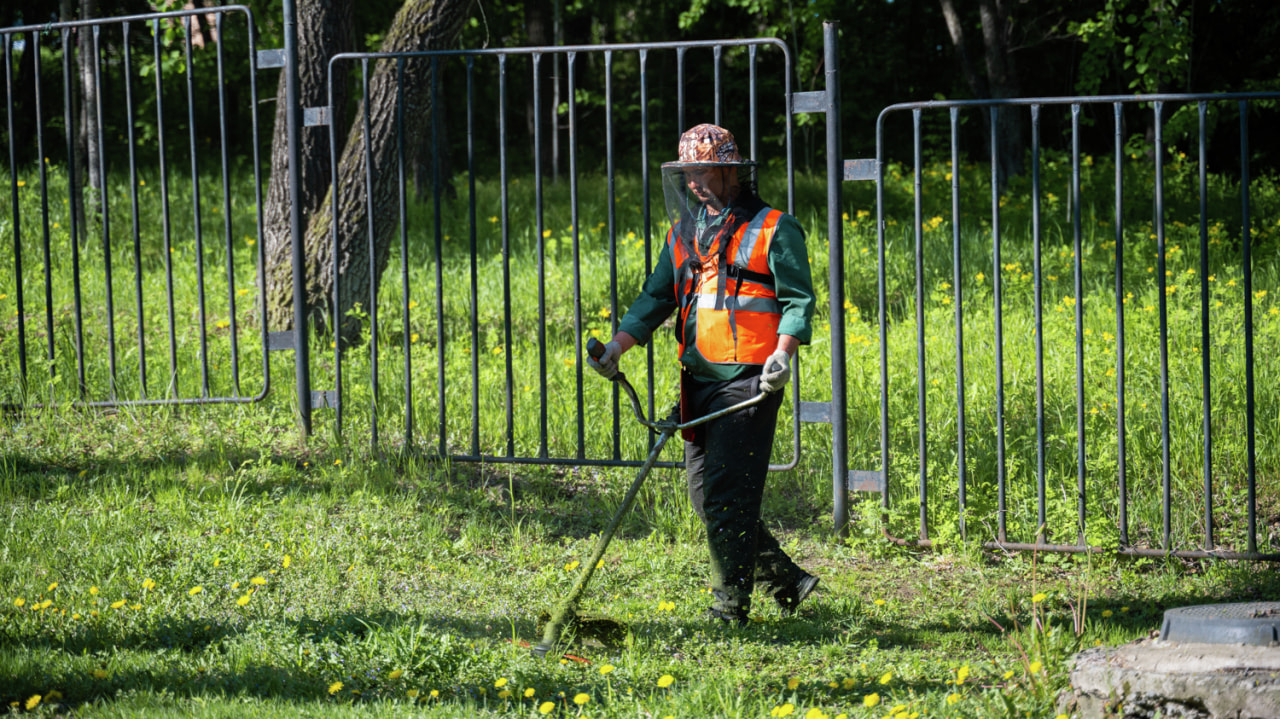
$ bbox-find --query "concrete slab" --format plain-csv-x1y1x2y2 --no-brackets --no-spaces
1059,638,1280,718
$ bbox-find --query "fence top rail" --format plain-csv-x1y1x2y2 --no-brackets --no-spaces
0,5,252,36
876,91,1280,122
325,37,791,67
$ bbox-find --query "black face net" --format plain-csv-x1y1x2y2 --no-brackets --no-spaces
660,161,759,230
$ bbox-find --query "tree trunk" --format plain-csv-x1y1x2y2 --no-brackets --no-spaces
978,0,1024,189
524,0,553,177
266,0,474,339
263,0,353,332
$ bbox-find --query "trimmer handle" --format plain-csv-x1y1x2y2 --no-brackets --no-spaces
587,337,606,361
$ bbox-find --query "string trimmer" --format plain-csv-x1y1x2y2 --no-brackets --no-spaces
530,337,769,658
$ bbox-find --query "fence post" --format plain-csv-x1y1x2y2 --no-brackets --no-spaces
282,0,312,434
823,22,848,534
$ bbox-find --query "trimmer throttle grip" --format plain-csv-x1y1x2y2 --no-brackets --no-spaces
587,337,606,361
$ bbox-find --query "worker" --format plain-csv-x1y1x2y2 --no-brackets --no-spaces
588,124,819,625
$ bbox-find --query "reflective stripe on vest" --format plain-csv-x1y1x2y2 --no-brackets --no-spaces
670,207,783,365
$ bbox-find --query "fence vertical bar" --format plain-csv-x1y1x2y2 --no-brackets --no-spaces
283,0,311,431
912,109,928,540
216,14,240,397
62,27,87,399
92,25,119,400
1032,104,1046,544
639,50,655,438
1197,101,1213,550
327,57,343,435
991,106,1007,543
568,51,584,460
362,58,379,448
247,10,269,401
748,46,758,161
153,19,178,398
183,18,210,398
1114,102,1128,548
1240,102,1256,555
1071,104,1086,547
4,35,24,387
950,107,966,540
499,54,514,456
122,22,148,398
676,47,686,137
1154,101,1171,552
431,56,446,457
533,52,548,458
398,57,414,448
33,33,54,378
824,22,848,532
713,45,722,126
466,57,479,457
605,50,620,460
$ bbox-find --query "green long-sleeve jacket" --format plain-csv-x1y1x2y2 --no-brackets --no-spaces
617,211,816,382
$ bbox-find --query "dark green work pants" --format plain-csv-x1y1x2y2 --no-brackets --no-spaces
684,371,806,619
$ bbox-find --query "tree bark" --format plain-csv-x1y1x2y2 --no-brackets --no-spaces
978,0,1024,188
263,0,353,332
266,0,474,339
524,0,553,177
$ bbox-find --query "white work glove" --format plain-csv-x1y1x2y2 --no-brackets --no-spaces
759,349,791,393
587,340,622,379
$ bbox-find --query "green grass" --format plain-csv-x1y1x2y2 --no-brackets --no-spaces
2,153,1280,716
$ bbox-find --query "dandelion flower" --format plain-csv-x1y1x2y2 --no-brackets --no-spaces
495,677,508,687
283,555,292,568
863,693,880,707
1029,661,1044,674
47,582,58,592
498,690,512,699
251,577,267,586
389,670,403,680
407,689,419,698
873,599,886,606
573,693,590,705
956,665,970,684
189,586,203,596
110,600,126,609
770,704,794,717
1032,592,1047,603
26,695,40,710
787,678,800,690
231,582,240,589
129,603,142,610
947,693,961,705
564,560,580,571
328,681,343,695
430,690,439,698
525,688,536,698
90,586,98,595
842,677,854,690
879,671,893,685
828,681,838,688
13,598,24,607
1003,670,1015,680
599,665,615,675
1102,609,1113,617
657,674,675,688
236,594,251,606
539,701,555,714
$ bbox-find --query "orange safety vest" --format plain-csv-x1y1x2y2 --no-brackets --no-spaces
669,207,783,365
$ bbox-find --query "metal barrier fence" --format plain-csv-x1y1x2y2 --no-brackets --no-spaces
865,93,1280,560
315,38,821,474
1,6,271,407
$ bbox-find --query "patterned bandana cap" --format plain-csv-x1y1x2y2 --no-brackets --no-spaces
677,124,743,163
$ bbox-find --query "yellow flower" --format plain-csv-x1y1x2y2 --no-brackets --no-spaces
828,681,838,688
564,560,580,571
407,689,420,698
1032,592,1047,603
236,594,252,606
947,693,961,705
804,708,828,719
539,701,555,714
389,670,403,680
542,229,552,239
25,695,40,710
283,555,292,569
231,582,240,589
1056,715,1069,719
573,693,590,705
498,690,512,699
189,586,203,596
93,669,109,679
142,578,156,590
130,603,141,610
658,600,675,611
1029,661,1044,673
598,665,615,675
658,674,674,688
410,333,420,344
873,599,886,606
879,671,893,684
1102,609,1113,617
524,688,536,698
1003,670,1015,680
841,677,855,690
13,598,24,607
770,704,795,717
956,664,969,684
430,690,439,698
47,582,58,592
1257,290,1268,300
328,681,343,695
110,600,126,609
975,272,985,282
250,577,267,586
489,216,499,223
237,288,250,297
495,677,508,687
863,693,880,707
787,678,800,690
214,320,230,329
